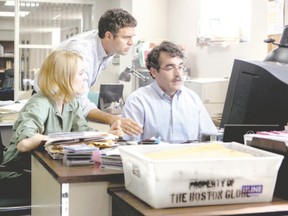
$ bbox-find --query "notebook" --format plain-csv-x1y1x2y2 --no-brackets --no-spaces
223,124,282,144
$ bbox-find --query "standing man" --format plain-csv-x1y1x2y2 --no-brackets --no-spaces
122,41,218,143
34,8,142,136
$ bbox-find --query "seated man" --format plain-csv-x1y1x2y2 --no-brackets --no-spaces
122,41,218,143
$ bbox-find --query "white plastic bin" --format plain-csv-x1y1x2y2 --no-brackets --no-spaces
119,142,283,208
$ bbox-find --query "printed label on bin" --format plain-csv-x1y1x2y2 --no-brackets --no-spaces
170,179,263,204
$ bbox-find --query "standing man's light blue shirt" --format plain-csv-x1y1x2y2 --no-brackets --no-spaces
57,30,114,116
34,30,114,117
122,81,218,143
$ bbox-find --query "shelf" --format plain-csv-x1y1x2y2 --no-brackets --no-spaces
0,56,14,59
0,41,14,72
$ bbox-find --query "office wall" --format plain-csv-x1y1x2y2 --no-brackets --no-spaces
0,30,13,41
0,19,14,40
0,0,271,96
96,0,269,93
132,0,168,40
91,0,169,95
91,0,135,95
167,0,269,78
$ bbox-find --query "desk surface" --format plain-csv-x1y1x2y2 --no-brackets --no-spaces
108,187,288,216
32,149,124,184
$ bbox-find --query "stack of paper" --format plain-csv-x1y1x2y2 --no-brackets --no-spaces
0,101,27,123
244,131,288,147
44,131,119,160
0,108,19,123
0,100,14,107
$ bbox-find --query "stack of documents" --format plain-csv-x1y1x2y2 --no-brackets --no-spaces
244,130,288,200
0,100,14,107
0,100,26,123
100,147,122,170
244,130,288,147
0,108,18,123
44,131,119,160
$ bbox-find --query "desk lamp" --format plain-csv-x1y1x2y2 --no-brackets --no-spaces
119,66,150,82
264,25,288,64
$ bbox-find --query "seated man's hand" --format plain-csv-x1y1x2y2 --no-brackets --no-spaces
120,118,143,136
109,120,124,137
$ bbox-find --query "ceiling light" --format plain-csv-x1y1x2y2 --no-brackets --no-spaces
5,1,39,7
4,1,14,6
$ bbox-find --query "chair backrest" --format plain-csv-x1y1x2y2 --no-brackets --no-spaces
3,68,14,89
88,91,99,106
0,125,13,148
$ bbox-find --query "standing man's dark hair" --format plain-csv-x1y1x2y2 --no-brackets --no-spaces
98,8,137,38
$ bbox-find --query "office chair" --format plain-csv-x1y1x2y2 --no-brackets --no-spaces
0,68,14,101
88,91,99,106
0,128,31,216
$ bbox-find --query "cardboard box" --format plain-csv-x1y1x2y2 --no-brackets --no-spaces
119,142,283,208
245,134,288,199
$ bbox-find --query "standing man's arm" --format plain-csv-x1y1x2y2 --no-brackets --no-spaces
80,88,142,136
86,108,142,136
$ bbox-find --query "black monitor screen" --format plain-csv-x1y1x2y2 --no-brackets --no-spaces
98,84,124,110
220,59,288,130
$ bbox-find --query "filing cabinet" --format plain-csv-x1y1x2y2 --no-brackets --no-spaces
184,78,229,118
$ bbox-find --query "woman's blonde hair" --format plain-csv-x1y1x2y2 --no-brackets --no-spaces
38,50,83,103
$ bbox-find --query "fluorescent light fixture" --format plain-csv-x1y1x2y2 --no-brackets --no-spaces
5,1,39,7
0,11,30,17
4,1,14,6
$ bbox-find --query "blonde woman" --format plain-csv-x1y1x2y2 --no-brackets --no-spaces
0,50,122,203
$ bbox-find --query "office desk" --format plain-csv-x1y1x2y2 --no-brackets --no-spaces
108,187,288,216
31,149,124,216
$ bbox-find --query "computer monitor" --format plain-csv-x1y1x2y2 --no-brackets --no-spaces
220,58,288,130
98,83,124,110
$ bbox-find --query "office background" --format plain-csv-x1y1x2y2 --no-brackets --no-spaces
0,0,272,100
96,0,269,97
